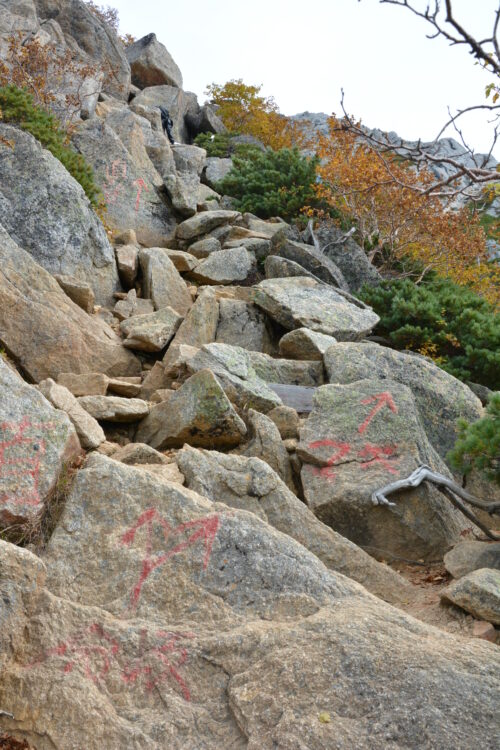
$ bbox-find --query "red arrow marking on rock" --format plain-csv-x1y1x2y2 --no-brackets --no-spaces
133,178,149,211
358,392,398,435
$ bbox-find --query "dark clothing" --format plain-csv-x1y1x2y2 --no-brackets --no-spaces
159,106,175,145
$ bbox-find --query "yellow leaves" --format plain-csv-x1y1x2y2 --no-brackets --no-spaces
205,79,304,150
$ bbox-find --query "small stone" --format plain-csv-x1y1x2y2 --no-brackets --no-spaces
164,248,200,273
54,274,95,314
283,438,299,453
38,379,106,450
175,210,241,241
279,328,338,361
57,372,109,397
268,405,300,439
113,289,155,321
139,248,192,315
189,246,255,285
114,229,138,246
441,568,500,624
115,244,139,288
107,377,142,398
188,237,221,258
472,621,497,642
97,440,120,456
112,443,168,465
150,389,175,404
120,307,183,352
318,712,331,724
78,396,150,423
444,541,500,579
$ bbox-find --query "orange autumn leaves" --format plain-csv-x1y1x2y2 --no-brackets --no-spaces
313,116,498,303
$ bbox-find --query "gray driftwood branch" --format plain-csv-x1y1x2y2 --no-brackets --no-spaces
372,464,500,541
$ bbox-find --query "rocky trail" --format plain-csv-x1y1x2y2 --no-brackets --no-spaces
0,2,499,748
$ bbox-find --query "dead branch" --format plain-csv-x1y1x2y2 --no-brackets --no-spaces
372,464,500,541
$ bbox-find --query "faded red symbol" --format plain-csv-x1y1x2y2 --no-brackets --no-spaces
358,443,400,475
133,177,149,211
0,416,56,507
308,439,350,483
103,159,127,204
27,624,194,701
358,392,398,435
122,629,195,701
121,508,220,607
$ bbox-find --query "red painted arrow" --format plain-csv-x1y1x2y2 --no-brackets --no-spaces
358,392,398,434
133,178,149,211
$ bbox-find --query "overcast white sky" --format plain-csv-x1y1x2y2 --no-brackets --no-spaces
112,0,500,156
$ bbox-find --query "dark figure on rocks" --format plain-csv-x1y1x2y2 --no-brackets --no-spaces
159,106,175,145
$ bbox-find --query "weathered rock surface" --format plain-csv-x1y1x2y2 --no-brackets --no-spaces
0,124,119,306
216,299,274,353
267,405,300,439
190,246,255,285
0,359,80,526
126,32,183,89
1,458,498,749
38,378,105,450
111,442,169,465
164,172,201,217
442,568,500,624
115,244,139,288
72,118,176,246
298,379,469,560
254,277,379,339
176,210,241,241
120,307,183,351
164,248,200,272
279,327,337,360
178,445,414,605
0,226,140,381
188,236,222,258
57,372,109,396
265,253,320,281
78,395,149,423
132,84,201,144
136,369,247,449
324,342,483,460
171,143,207,175
444,541,500,579
113,289,155,321
203,156,233,189
139,248,192,315
186,343,283,413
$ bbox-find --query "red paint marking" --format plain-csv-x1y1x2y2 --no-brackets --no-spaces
358,392,398,435
121,509,220,607
358,443,400,474
103,159,127,205
122,629,195,702
0,417,57,507
133,178,149,211
307,439,351,483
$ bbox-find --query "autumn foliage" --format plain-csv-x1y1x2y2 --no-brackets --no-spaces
312,116,498,303
205,79,304,150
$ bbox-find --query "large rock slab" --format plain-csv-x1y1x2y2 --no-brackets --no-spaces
313,223,382,291
126,33,183,89
72,119,176,247
178,445,413,605
136,369,247,449
176,210,241,241
0,124,119,306
442,568,500,624
34,0,131,99
254,277,379,339
275,239,349,290
139,248,192,315
189,246,255,285
1,457,498,749
324,342,483,460
0,359,80,527
186,343,283,413
298,379,469,560
444,541,500,579
0,226,140,381
38,378,105,450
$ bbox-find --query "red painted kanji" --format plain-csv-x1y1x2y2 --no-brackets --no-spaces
28,623,120,685
0,416,56,507
122,629,195,701
358,443,400,474
307,439,351,483
121,508,220,607
103,159,127,205
358,392,398,435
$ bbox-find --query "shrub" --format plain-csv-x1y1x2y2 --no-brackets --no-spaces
194,132,232,157
0,85,100,206
448,393,500,485
360,275,500,389
217,147,318,221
